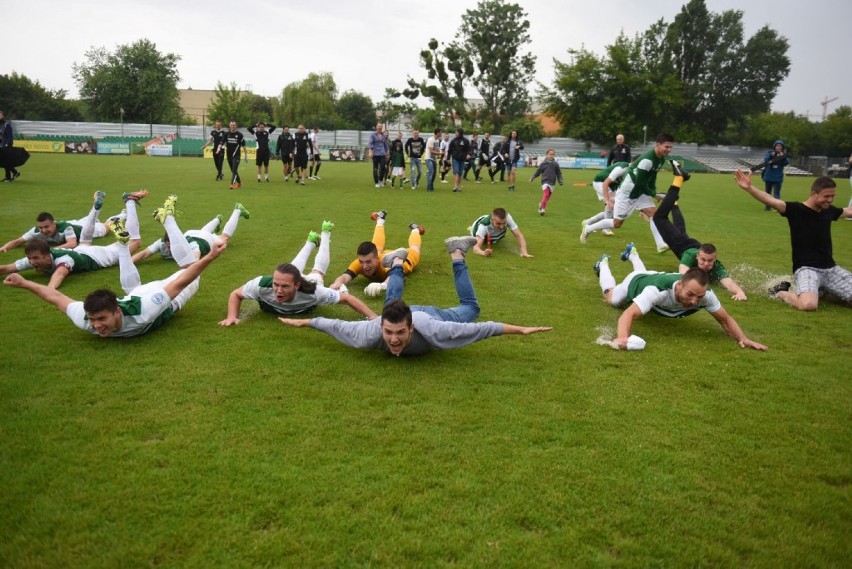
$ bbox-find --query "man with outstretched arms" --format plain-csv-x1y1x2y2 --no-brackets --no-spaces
219,221,376,325
280,236,551,356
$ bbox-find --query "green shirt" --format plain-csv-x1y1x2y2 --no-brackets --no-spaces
627,150,666,199
679,248,730,282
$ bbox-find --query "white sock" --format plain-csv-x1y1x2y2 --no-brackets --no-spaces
163,216,195,267
587,218,615,233
629,251,647,273
312,231,331,274
599,260,616,293
201,216,219,234
222,208,241,238
376,218,385,227
585,211,606,225
290,240,316,273
125,201,141,240
118,243,141,294
80,206,99,243
604,206,614,220
649,219,667,250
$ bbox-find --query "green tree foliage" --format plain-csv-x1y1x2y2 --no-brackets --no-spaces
73,39,182,123
542,0,789,145
743,108,852,158
245,93,275,125
0,72,83,121
818,106,852,156
335,90,375,130
279,73,340,130
397,0,536,130
207,82,251,126
501,117,544,143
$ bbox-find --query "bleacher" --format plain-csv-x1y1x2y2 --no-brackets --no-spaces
694,156,810,176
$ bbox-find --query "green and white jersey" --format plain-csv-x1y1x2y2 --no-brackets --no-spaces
469,213,518,243
627,272,721,318
242,275,341,315
21,221,80,246
14,247,102,275
593,161,629,190
65,288,175,337
679,248,730,282
625,149,666,199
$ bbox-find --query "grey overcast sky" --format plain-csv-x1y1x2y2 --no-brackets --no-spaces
4,0,851,120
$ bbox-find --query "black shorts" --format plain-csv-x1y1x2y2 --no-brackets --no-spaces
280,155,293,166
294,154,308,169
255,148,270,166
311,153,321,162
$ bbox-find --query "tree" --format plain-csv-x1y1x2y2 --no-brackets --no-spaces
73,39,182,123
397,0,536,131
335,90,375,130
819,106,852,157
207,82,252,126
246,93,275,124
279,72,340,130
542,0,789,145
0,72,83,121
501,118,544,143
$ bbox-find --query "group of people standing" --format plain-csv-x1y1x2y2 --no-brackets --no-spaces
366,124,525,192
202,121,323,189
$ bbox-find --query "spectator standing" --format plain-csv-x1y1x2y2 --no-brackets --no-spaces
368,123,389,187
201,119,227,181
607,133,631,167
0,110,21,182
760,139,790,211
405,129,425,190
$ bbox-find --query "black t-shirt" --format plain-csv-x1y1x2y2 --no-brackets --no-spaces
405,137,425,158
782,202,842,271
248,125,276,150
210,129,227,154
224,131,245,155
293,132,311,157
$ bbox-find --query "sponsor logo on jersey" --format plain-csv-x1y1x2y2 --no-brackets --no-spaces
151,293,166,305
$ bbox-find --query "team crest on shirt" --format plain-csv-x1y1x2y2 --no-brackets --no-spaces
151,293,166,305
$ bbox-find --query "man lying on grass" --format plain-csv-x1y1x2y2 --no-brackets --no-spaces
3,238,226,338
279,236,551,356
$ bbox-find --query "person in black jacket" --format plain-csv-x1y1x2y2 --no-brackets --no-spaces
447,129,472,193
607,134,631,166
247,122,276,183
201,119,227,181
275,126,295,182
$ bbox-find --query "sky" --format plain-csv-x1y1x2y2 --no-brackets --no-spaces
4,0,851,121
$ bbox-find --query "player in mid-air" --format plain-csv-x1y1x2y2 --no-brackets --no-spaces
581,133,679,252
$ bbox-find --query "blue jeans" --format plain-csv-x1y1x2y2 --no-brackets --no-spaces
425,158,436,191
384,261,479,322
410,157,422,187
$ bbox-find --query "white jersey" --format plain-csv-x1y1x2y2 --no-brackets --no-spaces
242,276,341,315
470,213,518,243
308,132,319,155
65,287,176,337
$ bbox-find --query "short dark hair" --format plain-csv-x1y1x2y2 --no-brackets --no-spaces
24,240,50,255
811,176,836,193
656,133,675,144
382,299,412,327
434,127,442,135
681,267,710,287
83,289,119,314
456,128,464,136
698,243,717,255
492,207,507,220
356,241,378,256
36,212,55,223
274,262,316,294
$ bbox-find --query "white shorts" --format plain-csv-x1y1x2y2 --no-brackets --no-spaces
614,191,656,220
304,272,324,286
392,167,404,176
794,265,852,302
132,270,200,312
68,217,108,239
541,183,553,192
74,243,121,268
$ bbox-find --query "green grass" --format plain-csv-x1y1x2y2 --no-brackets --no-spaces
1,154,850,567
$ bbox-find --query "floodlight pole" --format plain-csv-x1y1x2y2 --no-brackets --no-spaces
642,125,647,147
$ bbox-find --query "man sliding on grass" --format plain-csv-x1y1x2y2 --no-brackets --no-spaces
279,236,551,356
3,200,227,338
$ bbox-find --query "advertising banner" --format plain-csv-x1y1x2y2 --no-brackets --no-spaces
146,144,173,157
328,148,360,161
97,142,131,155
17,140,65,153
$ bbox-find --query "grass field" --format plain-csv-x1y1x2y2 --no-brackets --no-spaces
1,154,850,567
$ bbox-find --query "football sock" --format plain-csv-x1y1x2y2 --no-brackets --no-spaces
598,259,615,293
649,219,667,251
587,218,615,233
313,229,332,274
291,240,315,273
629,250,646,272
222,208,241,238
80,205,100,243
201,216,220,234
125,200,141,240
117,242,142,294
162,216,195,267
